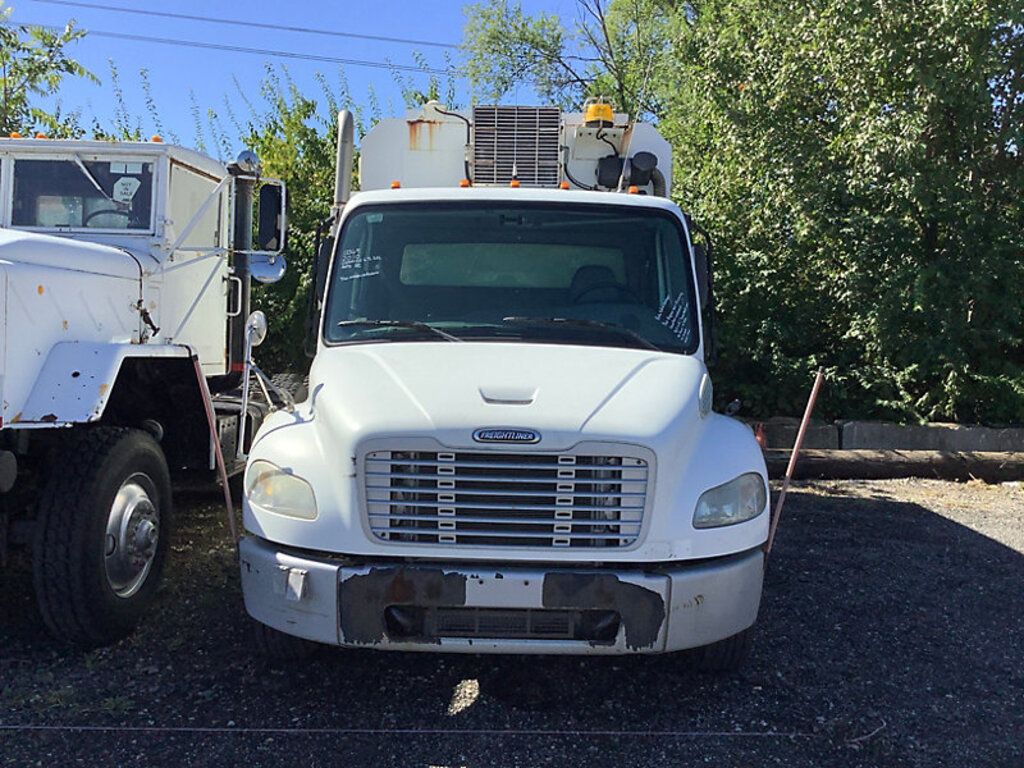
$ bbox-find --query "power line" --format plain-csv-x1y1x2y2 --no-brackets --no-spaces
14,21,465,76
30,0,460,49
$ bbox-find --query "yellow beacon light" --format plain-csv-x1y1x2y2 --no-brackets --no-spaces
584,99,614,128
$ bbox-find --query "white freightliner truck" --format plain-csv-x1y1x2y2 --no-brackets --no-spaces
240,102,769,669
0,135,287,646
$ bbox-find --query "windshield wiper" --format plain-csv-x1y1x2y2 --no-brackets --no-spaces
337,319,462,343
501,316,661,351
71,155,118,206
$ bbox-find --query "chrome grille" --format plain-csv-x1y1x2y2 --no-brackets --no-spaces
472,105,561,187
364,449,648,547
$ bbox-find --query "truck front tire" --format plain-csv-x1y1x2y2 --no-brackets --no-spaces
32,427,172,647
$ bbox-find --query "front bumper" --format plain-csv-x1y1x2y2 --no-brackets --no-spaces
239,536,764,654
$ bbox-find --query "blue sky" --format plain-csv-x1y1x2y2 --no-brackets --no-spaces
7,0,575,158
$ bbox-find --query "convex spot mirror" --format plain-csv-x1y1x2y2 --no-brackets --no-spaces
246,310,268,348
250,252,287,284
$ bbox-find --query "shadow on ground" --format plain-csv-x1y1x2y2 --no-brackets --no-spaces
1,483,1021,767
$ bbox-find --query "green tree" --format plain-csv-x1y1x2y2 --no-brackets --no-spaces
0,4,93,137
462,0,677,117
240,68,346,373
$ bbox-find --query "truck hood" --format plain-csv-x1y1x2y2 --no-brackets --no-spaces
0,228,141,280
250,340,774,562
306,341,706,449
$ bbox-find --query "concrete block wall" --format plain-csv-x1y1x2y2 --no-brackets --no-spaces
743,418,1024,453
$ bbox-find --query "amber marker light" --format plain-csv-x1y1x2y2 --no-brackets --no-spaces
391,180,402,189
459,178,471,188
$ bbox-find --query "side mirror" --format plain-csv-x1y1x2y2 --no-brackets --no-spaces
246,310,268,348
257,183,286,252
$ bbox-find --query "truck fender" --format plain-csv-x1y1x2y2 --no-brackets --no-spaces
12,341,193,427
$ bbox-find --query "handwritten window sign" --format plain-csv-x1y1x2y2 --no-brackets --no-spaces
337,247,382,282
656,292,694,346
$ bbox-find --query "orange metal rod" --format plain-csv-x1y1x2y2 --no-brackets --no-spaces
765,368,825,555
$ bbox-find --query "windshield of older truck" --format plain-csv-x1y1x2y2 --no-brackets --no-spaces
11,158,155,230
323,203,699,353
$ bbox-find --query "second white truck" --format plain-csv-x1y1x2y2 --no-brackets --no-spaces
239,102,768,670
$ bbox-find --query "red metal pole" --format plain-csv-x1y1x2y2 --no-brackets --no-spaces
193,355,238,543
765,368,824,555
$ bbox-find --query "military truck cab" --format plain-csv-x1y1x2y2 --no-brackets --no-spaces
0,136,286,646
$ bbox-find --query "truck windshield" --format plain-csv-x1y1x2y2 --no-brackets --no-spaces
323,202,699,354
11,158,154,230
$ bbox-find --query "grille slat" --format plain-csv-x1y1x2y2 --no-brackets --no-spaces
368,487,644,499
367,500,643,513
368,471,648,484
372,528,640,541
364,448,648,548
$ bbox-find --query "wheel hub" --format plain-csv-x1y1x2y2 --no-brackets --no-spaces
104,477,159,598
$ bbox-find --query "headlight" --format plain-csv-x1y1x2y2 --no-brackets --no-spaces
246,460,318,520
693,472,767,529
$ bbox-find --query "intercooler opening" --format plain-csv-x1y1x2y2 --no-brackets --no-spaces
384,605,621,643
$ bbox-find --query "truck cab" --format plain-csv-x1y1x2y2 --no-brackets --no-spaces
0,136,286,646
240,103,767,668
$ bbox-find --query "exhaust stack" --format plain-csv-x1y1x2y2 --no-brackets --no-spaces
333,110,355,219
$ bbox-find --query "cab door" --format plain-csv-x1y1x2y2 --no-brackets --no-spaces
158,162,232,375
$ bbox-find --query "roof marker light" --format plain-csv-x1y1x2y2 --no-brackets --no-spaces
459,178,470,188
35,132,47,139
9,132,21,138
559,181,570,190
510,179,521,188
390,180,401,189
150,135,163,143
627,185,640,194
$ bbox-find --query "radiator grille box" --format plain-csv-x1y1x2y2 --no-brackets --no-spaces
472,105,561,187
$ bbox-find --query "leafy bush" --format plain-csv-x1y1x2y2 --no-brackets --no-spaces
666,0,1024,423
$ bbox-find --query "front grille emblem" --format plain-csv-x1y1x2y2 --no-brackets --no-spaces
472,427,541,444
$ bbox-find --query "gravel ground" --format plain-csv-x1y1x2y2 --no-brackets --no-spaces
1,479,1022,767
